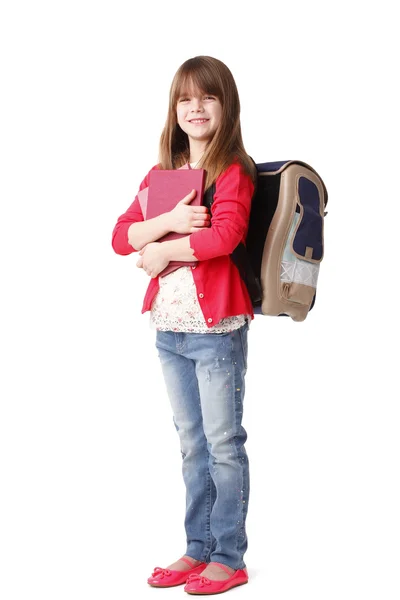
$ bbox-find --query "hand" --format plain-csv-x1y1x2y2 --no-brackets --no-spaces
136,242,169,278
168,189,211,234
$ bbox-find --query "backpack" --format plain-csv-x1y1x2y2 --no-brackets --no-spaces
203,159,328,321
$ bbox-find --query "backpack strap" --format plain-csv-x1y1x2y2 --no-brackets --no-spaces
203,158,262,306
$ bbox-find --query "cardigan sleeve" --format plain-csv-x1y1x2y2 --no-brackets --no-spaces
111,164,159,255
189,162,254,262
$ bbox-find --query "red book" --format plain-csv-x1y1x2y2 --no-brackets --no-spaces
146,168,206,277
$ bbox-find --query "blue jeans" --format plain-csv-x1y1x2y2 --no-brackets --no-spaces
155,321,250,570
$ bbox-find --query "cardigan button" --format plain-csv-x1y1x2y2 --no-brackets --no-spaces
199,293,204,298
207,318,213,323
192,266,196,269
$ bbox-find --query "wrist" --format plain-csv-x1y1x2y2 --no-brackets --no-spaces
160,240,172,261
159,211,172,232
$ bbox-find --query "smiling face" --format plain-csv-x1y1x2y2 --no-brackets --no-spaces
176,84,223,149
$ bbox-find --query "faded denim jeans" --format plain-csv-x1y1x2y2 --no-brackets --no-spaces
155,321,250,570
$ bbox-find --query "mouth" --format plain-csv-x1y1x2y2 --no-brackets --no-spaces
189,119,209,124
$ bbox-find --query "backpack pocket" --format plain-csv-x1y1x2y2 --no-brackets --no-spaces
291,176,324,263
279,175,324,307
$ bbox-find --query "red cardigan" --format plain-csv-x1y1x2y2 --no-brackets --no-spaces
111,160,255,327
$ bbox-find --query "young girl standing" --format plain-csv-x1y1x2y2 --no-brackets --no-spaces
112,56,257,595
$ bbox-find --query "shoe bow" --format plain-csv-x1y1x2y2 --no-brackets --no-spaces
151,567,172,578
186,573,211,587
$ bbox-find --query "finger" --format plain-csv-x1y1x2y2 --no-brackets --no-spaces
192,221,209,229
178,189,197,204
191,215,209,223
192,215,211,223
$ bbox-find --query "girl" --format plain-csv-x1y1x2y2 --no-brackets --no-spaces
112,56,257,595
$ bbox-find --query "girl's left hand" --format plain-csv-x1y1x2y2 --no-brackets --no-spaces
136,242,169,278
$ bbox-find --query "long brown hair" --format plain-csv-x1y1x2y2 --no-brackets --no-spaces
158,56,257,190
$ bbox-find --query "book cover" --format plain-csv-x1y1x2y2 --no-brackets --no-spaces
138,163,191,219
147,168,206,276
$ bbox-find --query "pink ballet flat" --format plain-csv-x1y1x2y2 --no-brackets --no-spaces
147,556,207,588
184,562,249,595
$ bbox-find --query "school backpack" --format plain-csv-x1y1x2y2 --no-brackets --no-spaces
203,159,328,322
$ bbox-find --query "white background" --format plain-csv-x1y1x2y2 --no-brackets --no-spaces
1,1,399,599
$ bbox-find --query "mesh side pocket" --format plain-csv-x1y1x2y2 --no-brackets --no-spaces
280,212,319,306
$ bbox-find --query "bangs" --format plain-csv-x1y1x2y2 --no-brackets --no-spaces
173,69,222,104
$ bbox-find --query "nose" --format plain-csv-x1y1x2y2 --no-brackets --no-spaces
191,99,204,113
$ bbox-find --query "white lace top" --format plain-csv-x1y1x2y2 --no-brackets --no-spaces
149,266,248,333
149,162,249,333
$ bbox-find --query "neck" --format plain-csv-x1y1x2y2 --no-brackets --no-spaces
189,142,207,164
